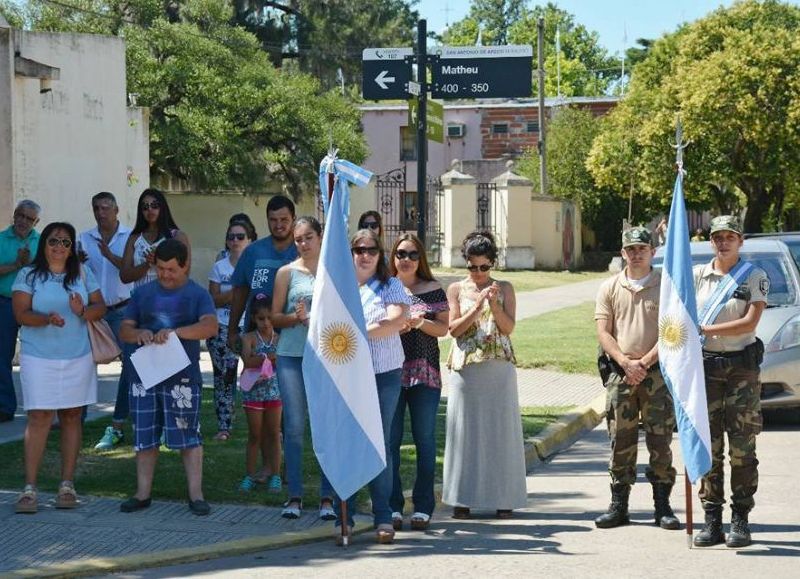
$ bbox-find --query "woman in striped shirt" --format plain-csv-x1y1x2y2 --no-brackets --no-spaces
334,228,410,545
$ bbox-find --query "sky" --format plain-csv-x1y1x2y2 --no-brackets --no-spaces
418,0,800,56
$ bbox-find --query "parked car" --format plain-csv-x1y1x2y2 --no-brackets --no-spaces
746,232,800,270
653,239,800,412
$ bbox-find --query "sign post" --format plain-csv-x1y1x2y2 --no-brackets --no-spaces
362,29,533,247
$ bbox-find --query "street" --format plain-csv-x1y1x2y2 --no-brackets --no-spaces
112,418,800,579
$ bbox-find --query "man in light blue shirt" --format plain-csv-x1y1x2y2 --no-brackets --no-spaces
79,192,133,449
0,200,41,421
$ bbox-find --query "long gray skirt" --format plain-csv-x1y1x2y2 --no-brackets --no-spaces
443,360,528,510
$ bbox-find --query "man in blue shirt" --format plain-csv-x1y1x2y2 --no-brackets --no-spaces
227,195,297,351
0,200,41,422
119,239,218,516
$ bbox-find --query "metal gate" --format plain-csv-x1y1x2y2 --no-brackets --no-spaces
476,182,496,232
425,176,444,265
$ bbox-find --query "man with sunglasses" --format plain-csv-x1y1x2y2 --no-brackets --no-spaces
79,192,133,449
594,226,680,531
0,200,41,422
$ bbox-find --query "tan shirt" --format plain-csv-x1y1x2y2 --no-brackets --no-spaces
693,259,768,353
595,270,661,358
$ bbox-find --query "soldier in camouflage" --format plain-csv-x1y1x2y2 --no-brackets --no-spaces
594,226,679,530
693,216,767,548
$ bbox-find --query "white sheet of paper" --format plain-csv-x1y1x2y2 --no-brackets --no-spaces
130,332,191,390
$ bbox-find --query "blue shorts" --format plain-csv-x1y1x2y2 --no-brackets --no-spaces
129,367,202,451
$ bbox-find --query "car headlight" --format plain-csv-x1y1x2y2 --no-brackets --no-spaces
765,313,800,352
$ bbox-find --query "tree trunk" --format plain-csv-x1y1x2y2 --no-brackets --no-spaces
743,187,767,233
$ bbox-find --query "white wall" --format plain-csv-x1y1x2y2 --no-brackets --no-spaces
6,30,146,230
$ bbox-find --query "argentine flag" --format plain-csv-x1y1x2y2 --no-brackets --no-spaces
658,172,712,483
303,162,385,501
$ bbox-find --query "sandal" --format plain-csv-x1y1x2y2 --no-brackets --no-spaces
55,481,79,509
453,507,471,519
319,497,337,521
392,511,403,531
410,511,431,530
376,523,395,544
15,485,38,514
281,497,302,519
213,431,231,441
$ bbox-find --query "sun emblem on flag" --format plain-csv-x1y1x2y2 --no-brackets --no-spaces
659,315,688,351
321,322,358,364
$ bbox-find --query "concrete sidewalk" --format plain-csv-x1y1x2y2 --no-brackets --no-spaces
0,276,608,576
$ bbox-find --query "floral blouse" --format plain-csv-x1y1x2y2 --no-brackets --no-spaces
447,282,516,371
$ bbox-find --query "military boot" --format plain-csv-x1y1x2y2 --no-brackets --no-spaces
694,505,725,547
726,506,752,548
595,483,631,529
652,483,680,530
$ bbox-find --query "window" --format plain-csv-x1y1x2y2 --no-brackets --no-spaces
526,120,539,133
400,126,417,161
491,122,509,135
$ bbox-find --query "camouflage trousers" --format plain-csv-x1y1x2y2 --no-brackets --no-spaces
699,362,761,510
605,367,677,486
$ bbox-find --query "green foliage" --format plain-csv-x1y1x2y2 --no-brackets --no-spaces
443,2,620,97
588,0,800,233
14,0,367,196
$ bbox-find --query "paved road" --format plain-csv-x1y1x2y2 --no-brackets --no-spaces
113,421,800,579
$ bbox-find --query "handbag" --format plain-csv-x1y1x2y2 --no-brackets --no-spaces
80,267,122,364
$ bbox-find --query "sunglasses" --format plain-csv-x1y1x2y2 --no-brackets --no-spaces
467,264,491,272
47,237,73,249
362,221,380,230
227,233,247,241
140,201,160,211
352,246,380,256
395,249,420,261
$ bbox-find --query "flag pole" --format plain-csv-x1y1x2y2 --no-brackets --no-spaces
685,468,693,548
325,151,351,548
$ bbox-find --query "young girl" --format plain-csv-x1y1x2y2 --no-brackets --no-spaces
238,295,282,493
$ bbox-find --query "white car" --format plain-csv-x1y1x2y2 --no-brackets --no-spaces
654,239,800,412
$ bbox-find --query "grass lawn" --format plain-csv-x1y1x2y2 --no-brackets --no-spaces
433,268,609,293
440,301,598,375
0,398,567,508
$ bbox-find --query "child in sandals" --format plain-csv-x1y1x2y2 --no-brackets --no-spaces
237,295,282,493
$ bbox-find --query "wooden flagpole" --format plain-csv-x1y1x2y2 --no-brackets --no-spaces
326,150,350,548
685,468,693,548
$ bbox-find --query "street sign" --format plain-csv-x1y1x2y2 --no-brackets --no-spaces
409,98,444,143
407,80,421,96
362,47,413,100
430,45,533,99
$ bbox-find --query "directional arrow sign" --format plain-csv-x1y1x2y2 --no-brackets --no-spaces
430,45,533,99
362,47,413,100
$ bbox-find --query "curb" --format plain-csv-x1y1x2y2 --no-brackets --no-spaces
524,393,606,471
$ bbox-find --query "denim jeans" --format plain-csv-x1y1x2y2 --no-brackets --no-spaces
277,355,333,500
0,296,19,416
335,368,402,527
105,307,131,423
389,384,442,516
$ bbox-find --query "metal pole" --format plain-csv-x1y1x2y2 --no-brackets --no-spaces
537,17,548,196
416,19,427,243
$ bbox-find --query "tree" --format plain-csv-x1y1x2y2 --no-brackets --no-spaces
588,0,800,233
516,107,631,249
8,0,367,196
443,2,620,97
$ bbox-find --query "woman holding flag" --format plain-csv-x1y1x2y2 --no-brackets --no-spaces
693,215,767,549
333,228,410,544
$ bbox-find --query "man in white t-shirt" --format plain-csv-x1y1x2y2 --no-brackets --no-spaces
79,192,133,450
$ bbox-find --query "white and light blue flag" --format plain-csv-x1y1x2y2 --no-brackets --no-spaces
658,173,712,483
318,155,373,221
303,162,384,500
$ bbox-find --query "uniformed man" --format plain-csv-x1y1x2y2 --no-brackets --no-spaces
594,226,679,530
693,216,767,548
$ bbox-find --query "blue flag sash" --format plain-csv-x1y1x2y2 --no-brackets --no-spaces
697,260,754,330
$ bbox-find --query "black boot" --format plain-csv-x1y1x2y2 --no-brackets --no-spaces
694,505,725,547
726,506,752,548
595,483,631,529
652,483,680,530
